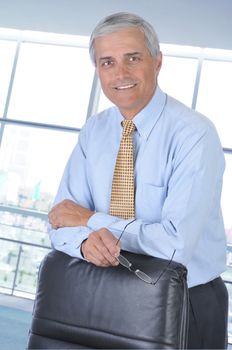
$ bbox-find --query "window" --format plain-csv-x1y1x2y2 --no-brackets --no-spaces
159,55,198,107
7,43,94,128
0,40,17,117
0,29,232,340
0,125,78,211
0,30,92,297
98,90,113,113
196,58,232,148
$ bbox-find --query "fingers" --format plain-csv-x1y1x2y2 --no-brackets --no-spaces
48,200,67,228
81,228,120,267
48,208,60,229
48,205,65,229
48,199,93,228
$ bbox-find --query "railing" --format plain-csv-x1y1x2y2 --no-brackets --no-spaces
0,207,232,342
0,237,50,298
0,205,51,297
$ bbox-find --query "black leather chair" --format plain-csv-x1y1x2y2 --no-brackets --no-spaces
28,249,188,349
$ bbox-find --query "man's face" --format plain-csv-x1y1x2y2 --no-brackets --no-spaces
95,27,162,119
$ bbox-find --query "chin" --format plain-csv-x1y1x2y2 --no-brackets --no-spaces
113,96,139,107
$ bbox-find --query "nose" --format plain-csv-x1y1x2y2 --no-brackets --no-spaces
114,62,129,78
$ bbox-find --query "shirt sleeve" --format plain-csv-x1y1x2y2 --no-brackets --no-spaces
87,123,225,265
48,125,94,258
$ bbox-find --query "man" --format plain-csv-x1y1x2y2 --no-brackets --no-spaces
48,12,228,349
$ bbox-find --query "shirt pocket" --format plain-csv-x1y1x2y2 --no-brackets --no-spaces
136,183,166,222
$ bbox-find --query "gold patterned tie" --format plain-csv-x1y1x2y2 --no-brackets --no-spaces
110,120,136,219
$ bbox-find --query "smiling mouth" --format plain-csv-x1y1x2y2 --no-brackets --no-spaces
114,83,137,90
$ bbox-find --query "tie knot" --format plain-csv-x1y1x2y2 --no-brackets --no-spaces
122,120,136,136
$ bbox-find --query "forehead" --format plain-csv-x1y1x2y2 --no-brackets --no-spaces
94,27,148,58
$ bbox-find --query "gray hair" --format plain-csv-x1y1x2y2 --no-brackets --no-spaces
89,12,160,65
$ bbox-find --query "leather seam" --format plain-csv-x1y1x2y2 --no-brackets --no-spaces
32,315,173,345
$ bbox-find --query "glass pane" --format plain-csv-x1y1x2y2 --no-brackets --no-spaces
0,240,18,291
15,245,49,295
98,90,114,113
0,125,78,212
0,210,50,246
161,44,201,57
7,42,94,128
0,40,17,117
196,59,232,148
0,240,49,297
159,56,198,107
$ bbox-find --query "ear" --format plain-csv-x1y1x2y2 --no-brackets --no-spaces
154,52,162,75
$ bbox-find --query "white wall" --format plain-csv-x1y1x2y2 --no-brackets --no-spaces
0,0,231,50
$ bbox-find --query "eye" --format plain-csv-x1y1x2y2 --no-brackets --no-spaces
128,55,141,63
101,60,114,68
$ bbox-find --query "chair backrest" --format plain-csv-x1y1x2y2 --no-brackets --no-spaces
28,249,189,349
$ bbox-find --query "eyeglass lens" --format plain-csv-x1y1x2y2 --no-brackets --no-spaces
117,254,154,284
116,219,176,285
134,270,154,284
117,254,131,268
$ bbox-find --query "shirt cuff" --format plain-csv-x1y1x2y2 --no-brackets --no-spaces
87,212,118,231
49,227,90,259
54,241,85,259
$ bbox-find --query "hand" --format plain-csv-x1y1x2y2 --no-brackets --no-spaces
48,199,94,229
81,228,121,267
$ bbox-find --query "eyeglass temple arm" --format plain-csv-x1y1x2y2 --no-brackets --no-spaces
116,218,136,246
151,249,177,285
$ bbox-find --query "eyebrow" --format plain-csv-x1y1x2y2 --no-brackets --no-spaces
98,56,112,62
125,51,142,57
98,52,143,62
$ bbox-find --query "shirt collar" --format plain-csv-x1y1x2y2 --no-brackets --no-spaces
133,86,167,140
115,86,167,140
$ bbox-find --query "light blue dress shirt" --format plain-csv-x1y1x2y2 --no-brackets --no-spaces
49,86,227,287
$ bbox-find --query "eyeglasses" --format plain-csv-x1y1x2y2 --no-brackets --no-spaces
116,219,176,285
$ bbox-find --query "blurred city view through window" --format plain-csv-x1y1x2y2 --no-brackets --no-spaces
0,28,232,338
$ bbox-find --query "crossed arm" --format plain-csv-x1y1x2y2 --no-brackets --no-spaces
48,199,120,267
48,115,225,275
